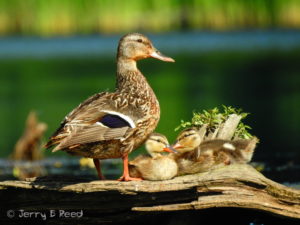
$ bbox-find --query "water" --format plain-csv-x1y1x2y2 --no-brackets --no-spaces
0,157,122,181
1,30,300,59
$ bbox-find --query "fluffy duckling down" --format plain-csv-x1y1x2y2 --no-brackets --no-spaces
167,127,258,176
129,133,178,181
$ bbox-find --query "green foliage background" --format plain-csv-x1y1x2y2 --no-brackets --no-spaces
1,0,300,35
1,49,300,157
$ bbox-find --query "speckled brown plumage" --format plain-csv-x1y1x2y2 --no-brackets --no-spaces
45,33,174,181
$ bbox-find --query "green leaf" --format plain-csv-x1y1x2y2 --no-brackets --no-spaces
175,105,253,139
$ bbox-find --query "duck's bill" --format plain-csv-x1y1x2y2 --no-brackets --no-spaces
150,50,175,62
163,145,178,153
172,143,184,150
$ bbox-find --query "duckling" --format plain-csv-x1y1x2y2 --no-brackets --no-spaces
129,133,178,181
198,138,258,165
172,127,203,153
168,127,207,175
168,127,258,175
45,33,174,181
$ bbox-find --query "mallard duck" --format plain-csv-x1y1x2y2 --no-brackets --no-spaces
45,33,175,181
197,138,258,165
167,127,208,175
167,127,258,175
171,127,203,153
129,133,178,180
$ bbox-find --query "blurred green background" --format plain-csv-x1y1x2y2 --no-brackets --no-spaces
1,0,300,163
1,0,300,35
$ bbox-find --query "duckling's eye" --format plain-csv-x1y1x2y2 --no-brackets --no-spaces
137,39,143,43
156,139,161,143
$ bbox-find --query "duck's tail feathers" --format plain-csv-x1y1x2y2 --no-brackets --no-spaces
44,136,63,151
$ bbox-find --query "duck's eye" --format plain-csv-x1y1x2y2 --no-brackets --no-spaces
137,39,143,43
156,139,161,143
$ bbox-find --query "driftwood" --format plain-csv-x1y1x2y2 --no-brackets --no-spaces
0,164,299,224
11,111,47,180
12,111,47,161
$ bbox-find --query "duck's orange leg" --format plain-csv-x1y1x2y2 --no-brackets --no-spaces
118,154,142,181
93,159,106,180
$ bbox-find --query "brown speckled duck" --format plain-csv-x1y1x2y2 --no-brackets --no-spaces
129,133,177,181
45,33,174,181
167,127,258,175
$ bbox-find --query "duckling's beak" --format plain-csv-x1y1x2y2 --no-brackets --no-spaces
150,49,175,62
163,145,178,153
172,142,184,150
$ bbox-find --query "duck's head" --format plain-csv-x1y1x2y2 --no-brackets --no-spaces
117,33,174,62
145,133,176,157
171,127,202,153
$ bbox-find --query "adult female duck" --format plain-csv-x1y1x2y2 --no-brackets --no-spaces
45,33,174,181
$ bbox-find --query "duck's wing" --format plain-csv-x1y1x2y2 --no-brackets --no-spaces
52,125,131,152
45,92,137,151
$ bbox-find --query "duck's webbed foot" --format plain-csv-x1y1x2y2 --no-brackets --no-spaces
118,154,142,181
117,175,142,181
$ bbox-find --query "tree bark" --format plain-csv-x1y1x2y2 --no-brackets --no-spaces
0,164,299,223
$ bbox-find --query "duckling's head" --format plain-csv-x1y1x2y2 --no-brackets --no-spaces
172,127,202,152
145,133,174,157
117,33,174,62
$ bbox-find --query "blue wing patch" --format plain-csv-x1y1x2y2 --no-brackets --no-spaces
100,114,131,128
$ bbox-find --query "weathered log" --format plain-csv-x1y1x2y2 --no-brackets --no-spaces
216,114,241,140
0,164,299,223
12,111,47,161
11,111,47,180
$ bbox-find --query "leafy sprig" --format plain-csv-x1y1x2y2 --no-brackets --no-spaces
175,105,253,139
